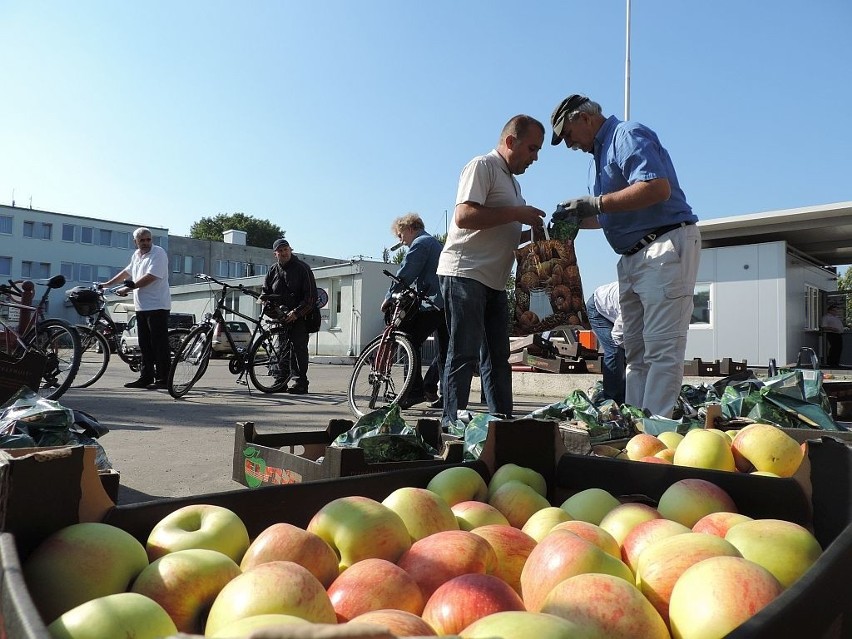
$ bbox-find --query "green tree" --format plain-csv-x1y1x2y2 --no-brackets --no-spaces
190,213,285,248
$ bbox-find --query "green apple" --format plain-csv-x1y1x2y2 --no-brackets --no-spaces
669,556,783,639
382,486,459,541
146,503,250,563
657,478,738,528
452,500,510,530
673,428,736,472
487,463,547,499
130,548,241,634
487,479,550,528
521,529,633,612
657,430,685,450
427,466,489,506
724,518,822,588
209,613,310,638
205,560,336,635
560,487,620,525
459,610,582,638
240,522,339,587
541,573,670,639
23,522,149,624
46,592,177,639
521,506,573,542
635,531,741,624
598,502,662,548
306,495,411,570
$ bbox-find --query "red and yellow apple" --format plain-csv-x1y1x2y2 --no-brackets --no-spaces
422,573,525,635
458,610,581,638
306,495,411,570
452,500,510,530
427,466,488,506
486,463,547,499
673,428,736,471
46,592,177,639
239,522,339,587
469,524,537,595
130,548,241,634
382,486,459,541
550,520,621,558
520,506,573,542
560,487,620,525
625,433,667,460
598,502,662,548
208,614,310,638
487,479,550,528
620,517,691,573
692,511,753,537
348,609,438,636
657,478,738,528
731,423,805,477
326,558,424,621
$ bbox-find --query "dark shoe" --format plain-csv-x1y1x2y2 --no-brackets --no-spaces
424,390,439,403
124,378,154,389
429,397,444,409
287,384,309,395
398,394,426,409
149,380,168,390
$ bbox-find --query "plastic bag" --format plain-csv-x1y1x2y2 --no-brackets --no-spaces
332,404,437,463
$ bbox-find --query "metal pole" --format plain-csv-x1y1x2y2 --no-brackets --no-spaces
624,0,631,120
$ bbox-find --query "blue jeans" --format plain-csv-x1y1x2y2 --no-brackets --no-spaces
440,276,512,423
586,296,625,405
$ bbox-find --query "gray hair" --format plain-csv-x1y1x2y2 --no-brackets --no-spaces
566,99,603,123
133,227,152,240
391,213,425,236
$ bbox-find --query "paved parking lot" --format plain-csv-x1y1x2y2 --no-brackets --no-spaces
59,359,578,504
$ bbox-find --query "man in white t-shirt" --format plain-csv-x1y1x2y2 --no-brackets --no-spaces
437,114,546,424
101,227,171,389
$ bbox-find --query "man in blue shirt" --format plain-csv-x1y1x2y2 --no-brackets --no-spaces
383,213,447,408
550,94,701,418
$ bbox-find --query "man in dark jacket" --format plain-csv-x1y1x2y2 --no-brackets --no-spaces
262,238,316,394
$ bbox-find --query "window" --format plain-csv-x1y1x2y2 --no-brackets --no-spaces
62,224,76,242
97,265,113,281
256,264,268,276
78,264,94,282
194,257,205,275
23,221,34,238
0,216,12,234
61,262,74,281
21,262,50,279
81,227,93,244
0,257,10,277
215,259,228,277
171,254,183,273
41,223,52,240
805,284,820,330
115,231,130,249
23,221,52,239
98,229,112,246
183,256,192,274
690,283,712,326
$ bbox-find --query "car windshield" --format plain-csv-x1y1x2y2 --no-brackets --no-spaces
227,322,249,332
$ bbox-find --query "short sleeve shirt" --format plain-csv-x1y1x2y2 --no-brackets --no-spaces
593,116,698,253
437,150,524,290
128,244,170,311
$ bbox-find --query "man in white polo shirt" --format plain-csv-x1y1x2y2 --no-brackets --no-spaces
437,114,547,424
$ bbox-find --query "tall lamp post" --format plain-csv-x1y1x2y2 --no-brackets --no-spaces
624,0,631,120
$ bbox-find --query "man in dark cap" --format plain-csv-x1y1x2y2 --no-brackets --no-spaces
262,238,316,393
550,94,700,418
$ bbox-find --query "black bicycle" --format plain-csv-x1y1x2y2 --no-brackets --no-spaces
0,275,82,399
347,269,436,417
167,274,294,398
67,284,191,388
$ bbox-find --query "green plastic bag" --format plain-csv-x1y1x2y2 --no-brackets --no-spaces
332,404,438,463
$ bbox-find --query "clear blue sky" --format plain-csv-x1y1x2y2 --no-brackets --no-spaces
2,1,850,294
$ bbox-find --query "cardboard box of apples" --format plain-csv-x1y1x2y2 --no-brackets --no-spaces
3,419,852,638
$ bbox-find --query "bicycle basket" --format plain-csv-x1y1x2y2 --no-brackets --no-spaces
66,287,101,316
262,301,289,321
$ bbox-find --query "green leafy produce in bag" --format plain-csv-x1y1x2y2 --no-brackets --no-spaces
333,404,438,463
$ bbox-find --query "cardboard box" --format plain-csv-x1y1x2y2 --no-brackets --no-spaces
232,419,465,487
523,352,587,374
3,422,852,638
719,357,749,376
584,355,604,374
0,350,45,405
683,357,721,376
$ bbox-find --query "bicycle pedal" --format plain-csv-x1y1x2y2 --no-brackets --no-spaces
236,379,248,385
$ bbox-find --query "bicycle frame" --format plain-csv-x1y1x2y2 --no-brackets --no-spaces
0,275,63,356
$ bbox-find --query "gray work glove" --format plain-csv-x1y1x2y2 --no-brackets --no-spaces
555,195,602,220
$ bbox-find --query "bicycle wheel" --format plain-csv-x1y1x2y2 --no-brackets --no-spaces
167,325,213,398
247,329,291,393
34,319,82,400
348,333,416,417
72,326,110,388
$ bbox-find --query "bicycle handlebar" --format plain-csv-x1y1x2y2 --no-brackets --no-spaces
381,270,440,311
194,273,261,299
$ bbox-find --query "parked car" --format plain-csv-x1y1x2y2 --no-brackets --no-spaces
119,313,196,355
212,320,252,355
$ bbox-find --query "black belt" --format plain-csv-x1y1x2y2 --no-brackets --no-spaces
622,221,694,255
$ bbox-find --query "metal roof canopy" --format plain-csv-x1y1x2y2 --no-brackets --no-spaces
698,201,852,268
